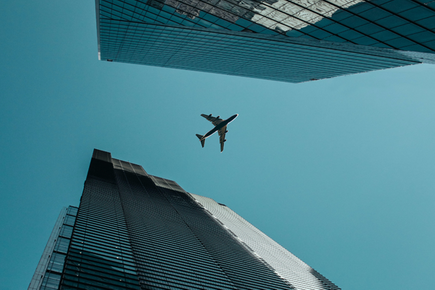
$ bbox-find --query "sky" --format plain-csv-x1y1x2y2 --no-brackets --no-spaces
1,1,435,289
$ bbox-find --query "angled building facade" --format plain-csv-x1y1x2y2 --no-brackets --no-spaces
29,149,340,289
96,0,435,82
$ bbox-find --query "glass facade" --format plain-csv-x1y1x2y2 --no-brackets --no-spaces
28,207,78,290
296,1,435,52
96,0,435,82
30,149,340,289
60,177,142,289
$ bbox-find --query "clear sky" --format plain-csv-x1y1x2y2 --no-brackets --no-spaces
1,1,435,289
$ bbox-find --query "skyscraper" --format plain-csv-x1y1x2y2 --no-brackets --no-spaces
29,149,340,289
96,0,435,82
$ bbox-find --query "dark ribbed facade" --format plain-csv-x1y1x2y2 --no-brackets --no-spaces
29,149,340,289
96,0,435,82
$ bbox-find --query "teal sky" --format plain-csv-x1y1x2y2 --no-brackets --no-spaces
1,1,435,289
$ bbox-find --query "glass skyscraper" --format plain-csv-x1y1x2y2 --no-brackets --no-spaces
96,0,435,82
29,149,340,289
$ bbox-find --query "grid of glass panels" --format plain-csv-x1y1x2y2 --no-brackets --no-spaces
112,158,295,289
191,193,341,290
98,0,435,52
39,206,78,290
99,17,417,82
98,0,281,34
59,179,141,289
35,149,340,290
107,151,335,289
159,188,295,290
97,0,435,82
112,159,239,290
297,0,435,53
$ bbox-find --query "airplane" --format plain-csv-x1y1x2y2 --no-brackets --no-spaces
196,114,239,152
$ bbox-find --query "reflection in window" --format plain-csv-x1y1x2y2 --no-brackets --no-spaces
40,272,61,290
67,206,78,216
64,215,76,226
48,252,66,273
59,225,73,238
54,237,70,254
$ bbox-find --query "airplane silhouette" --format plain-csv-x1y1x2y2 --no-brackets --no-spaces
196,114,238,152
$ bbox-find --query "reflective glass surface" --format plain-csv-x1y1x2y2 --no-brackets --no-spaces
60,178,142,289
40,273,61,290
33,149,342,289
32,206,78,290
297,1,435,53
53,149,340,289
96,0,435,82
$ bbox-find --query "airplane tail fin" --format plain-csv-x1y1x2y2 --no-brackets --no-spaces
196,134,205,148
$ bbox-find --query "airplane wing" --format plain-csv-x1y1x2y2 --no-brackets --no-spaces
201,114,223,126
218,126,227,152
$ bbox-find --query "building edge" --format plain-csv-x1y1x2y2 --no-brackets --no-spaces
28,208,67,290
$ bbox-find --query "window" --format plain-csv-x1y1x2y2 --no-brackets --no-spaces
59,225,73,238
48,253,66,273
40,273,61,290
64,215,76,226
54,237,70,254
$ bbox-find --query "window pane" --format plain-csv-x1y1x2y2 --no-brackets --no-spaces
60,225,73,238
40,273,61,290
54,237,70,254
48,253,66,273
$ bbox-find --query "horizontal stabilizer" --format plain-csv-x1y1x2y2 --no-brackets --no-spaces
196,134,205,148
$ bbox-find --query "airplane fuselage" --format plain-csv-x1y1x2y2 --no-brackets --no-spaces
196,113,238,152
202,114,238,140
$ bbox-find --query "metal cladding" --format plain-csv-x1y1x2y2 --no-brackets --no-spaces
96,0,435,82
29,149,341,289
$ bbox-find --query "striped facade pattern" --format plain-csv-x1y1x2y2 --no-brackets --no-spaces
191,194,339,290
30,149,340,289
